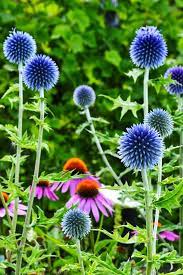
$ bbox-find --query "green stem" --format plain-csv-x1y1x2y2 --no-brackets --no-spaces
179,96,183,255
95,214,104,246
76,239,85,275
143,68,150,118
15,88,45,275
85,107,122,186
12,62,24,233
152,158,162,256
141,169,153,275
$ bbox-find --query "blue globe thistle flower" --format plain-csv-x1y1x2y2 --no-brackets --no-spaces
118,124,164,170
62,209,91,240
144,108,173,138
164,66,183,95
130,26,167,69
73,85,96,108
23,54,59,91
3,29,36,64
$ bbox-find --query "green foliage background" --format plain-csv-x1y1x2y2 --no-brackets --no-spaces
0,0,182,181
0,0,183,273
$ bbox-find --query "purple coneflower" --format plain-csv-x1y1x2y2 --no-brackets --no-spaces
59,157,93,196
66,178,113,222
34,180,59,201
0,192,27,218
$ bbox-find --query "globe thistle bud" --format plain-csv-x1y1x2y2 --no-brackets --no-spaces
73,85,96,108
130,26,167,69
164,66,183,95
118,124,164,170
144,108,173,138
23,54,59,91
3,29,36,64
62,209,91,240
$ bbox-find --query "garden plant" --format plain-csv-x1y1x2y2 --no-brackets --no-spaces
0,1,183,275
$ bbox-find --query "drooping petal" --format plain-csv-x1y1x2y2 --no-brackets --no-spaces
36,186,43,199
91,200,100,222
66,195,80,208
45,187,59,201
97,194,113,215
0,208,6,217
78,198,87,211
61,181,71,193
83,198,91,214
95,198,109,217
51,182,60,191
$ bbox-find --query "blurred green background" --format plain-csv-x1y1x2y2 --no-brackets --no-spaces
0,0,183,185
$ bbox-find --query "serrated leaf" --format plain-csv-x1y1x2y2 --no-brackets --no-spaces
100,94,142,119
149,75,175,94
125,68,144,83
154,181,183,213
1,84,19,99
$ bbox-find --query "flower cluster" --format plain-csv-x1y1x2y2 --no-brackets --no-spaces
73,85,96,108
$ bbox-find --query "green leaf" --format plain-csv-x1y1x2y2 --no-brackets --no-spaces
149,75,175,94
154,181,183,213
105,50,122,67
1,84,19,99
67,10,90,32
67,34,84,53
100,94,142,119
125,68,144,83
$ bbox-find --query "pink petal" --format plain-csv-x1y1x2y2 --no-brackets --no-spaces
83,199,91,214
97,194,113,215
50,182,60,191
66,195,80,208
61,181,70,193
45,188,59,201
36,186,43,199
95,198,108,217
0,208,6,217
78,198,87,211
91,200,100,222
160,231,179,242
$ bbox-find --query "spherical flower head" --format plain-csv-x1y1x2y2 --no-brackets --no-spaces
164,66,183,95
130,26,167,69
118,124,164,170
62,209,91,240
144,108,173,138
73,85,96,108
3,29,36,64
23,54,59,91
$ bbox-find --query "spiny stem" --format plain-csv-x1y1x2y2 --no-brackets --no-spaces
12,62,24,233
179,95,183,255
76,239,85,275
152,158,162,255
141,169,153,275
143,68,150,118
15,88,45,275
84,107,122,186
